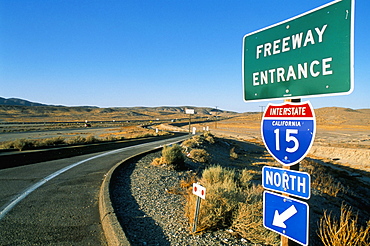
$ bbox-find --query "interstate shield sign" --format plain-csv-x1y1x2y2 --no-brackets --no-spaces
261,101,316,166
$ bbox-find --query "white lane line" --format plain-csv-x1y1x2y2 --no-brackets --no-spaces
0,136,186,221
0,138,179,221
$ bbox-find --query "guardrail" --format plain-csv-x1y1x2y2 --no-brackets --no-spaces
0,133,186,169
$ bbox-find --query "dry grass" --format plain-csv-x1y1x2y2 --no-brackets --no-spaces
1,126,170,151
318,204,370,246
302,159,348,197
231,185,279,245
0,137,67,151
182,165,278,245
99,126,169,140
238,169,255,186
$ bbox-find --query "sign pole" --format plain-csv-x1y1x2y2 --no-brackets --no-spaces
189,113,191,136
282,98,301,246
192,196,201,233
192,183,206,233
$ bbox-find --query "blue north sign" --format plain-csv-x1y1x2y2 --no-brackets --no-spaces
263,166,311,199
264,191,309,246
261,101,316,166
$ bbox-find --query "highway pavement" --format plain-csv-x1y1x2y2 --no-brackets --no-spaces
0,135,188,245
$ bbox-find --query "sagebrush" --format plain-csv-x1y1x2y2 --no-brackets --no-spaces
151,144,185,169
183,165,279,245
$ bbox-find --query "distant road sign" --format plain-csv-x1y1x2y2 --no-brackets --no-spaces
242,0,354,102
261,101,316,166
264,191,309,246
263,166,311,199
186,109,195,114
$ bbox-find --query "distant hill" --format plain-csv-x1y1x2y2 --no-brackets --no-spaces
0,97,57,107
0,97,237,122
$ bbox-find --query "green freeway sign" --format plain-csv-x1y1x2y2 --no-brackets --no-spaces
242,0,354,102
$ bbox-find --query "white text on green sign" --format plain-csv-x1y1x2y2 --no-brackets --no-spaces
242,0,354,101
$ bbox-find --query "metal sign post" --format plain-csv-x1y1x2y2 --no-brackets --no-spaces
242,0,355,245
261,99,313,246
192,183,206,233
282,99,304,246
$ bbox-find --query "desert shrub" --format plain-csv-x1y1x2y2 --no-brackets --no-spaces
13,138,33,151
133,132,153,138
185,166,242,232
104,135,120,141
182,136,204,149
0,141,14,149
313,173,347,197
179,171,198,189
160,144,185,169
232,185,279,245
201,165,236,186
230,147,238,159
35,137,66,147
203,132,215,144
188,149,209,163
85,135,99,143
318,204,370,246
68,135,86,145
304,159,347,197
48,136,65,145
238,169,255,188
1,137,67,151
183,165,277,244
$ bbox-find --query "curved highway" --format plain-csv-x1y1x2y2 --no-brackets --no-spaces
0,135,188,245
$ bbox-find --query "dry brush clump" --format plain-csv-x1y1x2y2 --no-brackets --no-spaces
151,144,185,169
181,132,215,150
302,159,348,197
229,146,238,160
182,165,279,245
181,133,215,163
188,149,209,163
231,185,279,245
318,204,370,246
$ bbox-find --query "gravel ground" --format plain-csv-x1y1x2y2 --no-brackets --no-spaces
110,151,254,246
109,134,370,246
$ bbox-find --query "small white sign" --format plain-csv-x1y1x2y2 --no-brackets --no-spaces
186,109,195,114
193,183,206,199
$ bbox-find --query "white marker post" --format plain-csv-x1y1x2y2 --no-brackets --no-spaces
186,109,195,136
192,183,206,233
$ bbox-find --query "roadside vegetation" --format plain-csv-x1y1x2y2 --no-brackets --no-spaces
150,133,370,245
318,204,370,246
0,128,170,151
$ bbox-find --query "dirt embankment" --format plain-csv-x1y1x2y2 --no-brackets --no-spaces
309,146,370,170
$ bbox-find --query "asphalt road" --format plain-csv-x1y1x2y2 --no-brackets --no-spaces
0,135,188,245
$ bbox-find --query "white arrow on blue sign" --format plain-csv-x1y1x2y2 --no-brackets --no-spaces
262,166,310,199
261,101,316,166
264,191,309,246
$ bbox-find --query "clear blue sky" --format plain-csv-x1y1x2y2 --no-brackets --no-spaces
1,0,369,112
